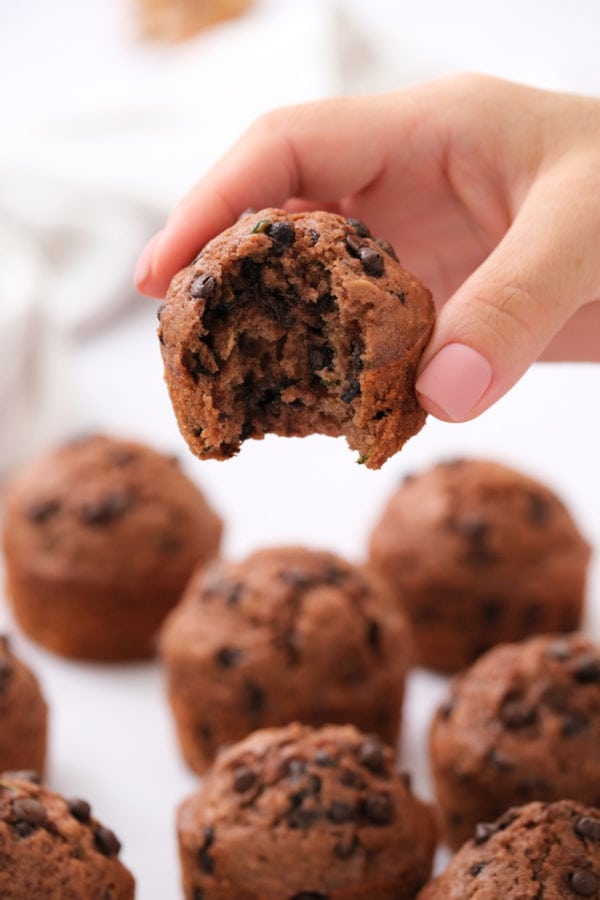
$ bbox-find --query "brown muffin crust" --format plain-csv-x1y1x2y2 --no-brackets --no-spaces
0,773,135,899
160,546,411,773
0,636,47,777
368,457,591,672
158,208,434,469
2,434,223,660
430,634,600,849
178,722,437,899
418,800,600,899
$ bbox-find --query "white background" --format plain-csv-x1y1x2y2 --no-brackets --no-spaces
1,1,600,897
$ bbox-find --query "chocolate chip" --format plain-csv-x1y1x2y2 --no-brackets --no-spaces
454,515,489,540
345,234,362,257
279,757,307,780
500,700,537,729
366,619,381,650
193,425,204,437
13,798,46,830
280,568,315,589
265,221,296,247
308,344,334,374
357,737,386,775
67,798,91,824
0,660,13,694
309,229,320,244
569,870,598,896
327,801,354,824
358,247,384,276
474,822,497,844
339,768,366,790
401,771,412,790
197,827,215,873
156,302,165,322
110,447,137,466
341,379,361,403
286,806,320,830
361,792,394,826
313,750,337,768
240,421,254,441
373,409,390,420
562,714,589,738
192,889,205,900
190,274,216,300
94,826,121,857
25,498,60,523
375,237,399,261
470,862,487,877
244,681,265,713
571,654,600,684
347,217,371,238
574,817,600,842
481,597,503,625
233,766,257,793
79,491,131,525
528,491,552,525
545,640,572,661
216,647,243,668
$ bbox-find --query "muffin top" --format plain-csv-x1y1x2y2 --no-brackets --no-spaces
432,633,600,799
419,800,600,899
179,722,437,897
2,433,222,586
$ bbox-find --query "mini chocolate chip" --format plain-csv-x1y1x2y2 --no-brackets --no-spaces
280,568,315,589
265,221,296,246
545,640,572,661
156,302,165,322
240,421,254,441
361,792,394,826
13,798,46,828
313,750,337,767
366,619,381,650
347,217,371,238
569,870,598,896
470,862,487,877
454,515,489,540
571,655,600,684
25,498,61,523
327,801,354,824
197,826,215,873
190,273,217,300
79,491,131,525
500,700,537,729
233,766,257,793
345,234,362,257
287,806,320,830
481,597,503,625
309,229,320,244
341,379,361,403
574,817,600,842
474,822,497,844
358,737,386,775
373,409,390,420
308,344,334,374
216,647,243,668
562,715,589,738
244,681,265,714
528,492,552,525
192,889,205,900
193,425,204,437
401,771,412,790
339,768,366,790
94,826,121,857
375,237,399,261
67,798,91,824
359,247,384,276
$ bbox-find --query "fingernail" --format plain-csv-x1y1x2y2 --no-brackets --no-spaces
134,230,164,289
416,343,493,421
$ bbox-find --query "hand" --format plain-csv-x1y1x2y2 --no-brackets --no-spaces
134,74,600,422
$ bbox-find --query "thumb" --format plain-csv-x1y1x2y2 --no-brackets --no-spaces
415,161,600,421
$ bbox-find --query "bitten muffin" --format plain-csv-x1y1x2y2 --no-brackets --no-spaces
177,722,437,899
418,800,600,899
0,772,134,899
368,457,591,672
430,633,600,849
0,635,47,777
158,208,434,469
160,546,411,773
2,434,223,660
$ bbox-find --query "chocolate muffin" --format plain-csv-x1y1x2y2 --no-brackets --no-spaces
158,208,434,469
430,633,600,849
0,772,134,899
368,458,591,672
0,635,47,777
2,434,223,660
160,546,411,773
177,722,437,899
418,800,600,899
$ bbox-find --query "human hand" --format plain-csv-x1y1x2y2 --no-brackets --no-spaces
134,74,600,422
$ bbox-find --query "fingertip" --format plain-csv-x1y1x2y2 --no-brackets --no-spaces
133,230,165,296
415,343,493,422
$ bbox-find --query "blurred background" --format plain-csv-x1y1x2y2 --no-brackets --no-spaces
1,1,600,897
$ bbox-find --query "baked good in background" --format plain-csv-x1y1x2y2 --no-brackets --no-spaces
0,771,135,899
158,208,434,469
2,433,223,660
430,633,600,849
368,457,591,672
135,0,252,42
0,635,47,777
177,722,437,899
160,546,411,773
418,799,600,899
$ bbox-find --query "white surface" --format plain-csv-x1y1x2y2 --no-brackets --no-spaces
1,1,599,897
